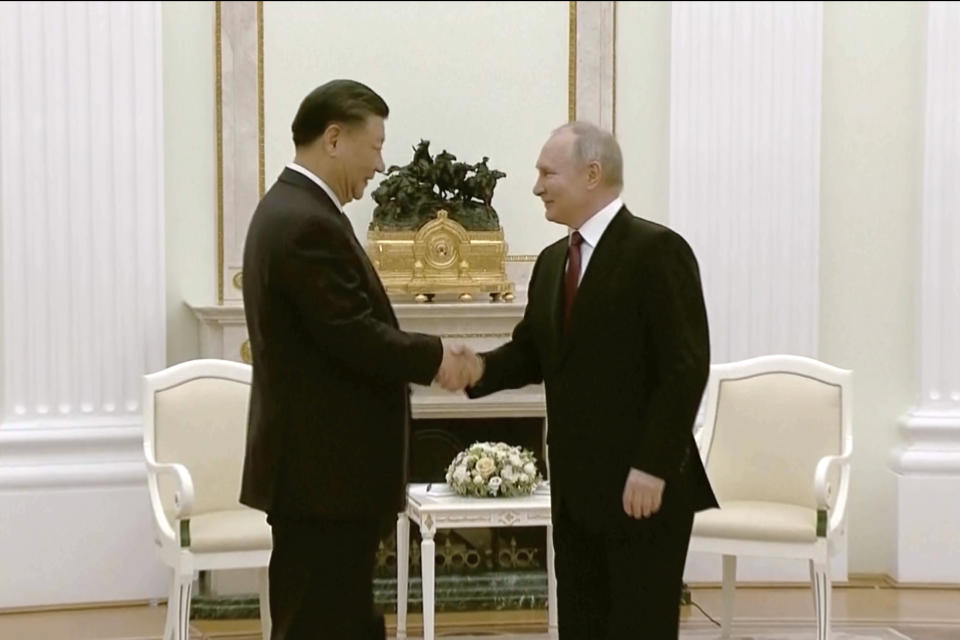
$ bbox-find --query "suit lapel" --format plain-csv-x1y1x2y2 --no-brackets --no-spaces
559,208,630,360
545,242,568,358
336,216,400,326
280,168,399,327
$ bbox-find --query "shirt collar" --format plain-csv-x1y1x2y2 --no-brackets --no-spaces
287,162,344,214
573,196,623,248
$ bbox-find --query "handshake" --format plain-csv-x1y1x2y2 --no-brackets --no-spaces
435,342,484,392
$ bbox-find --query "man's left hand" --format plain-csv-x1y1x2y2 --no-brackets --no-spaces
622,467,666,519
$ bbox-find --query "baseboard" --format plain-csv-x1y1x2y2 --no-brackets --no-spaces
877,579,960,589
0,599,156,616
846,573,896,587
683,576,960,590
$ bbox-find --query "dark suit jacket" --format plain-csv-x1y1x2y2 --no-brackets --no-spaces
468,207,718,534
240,168,443,520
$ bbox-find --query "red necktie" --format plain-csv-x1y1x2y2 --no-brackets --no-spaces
563,231,584,330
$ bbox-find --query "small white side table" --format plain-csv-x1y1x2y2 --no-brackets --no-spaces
396,482,558,640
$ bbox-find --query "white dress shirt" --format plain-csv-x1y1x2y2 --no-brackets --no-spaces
286,162,344,214
570,196,624,284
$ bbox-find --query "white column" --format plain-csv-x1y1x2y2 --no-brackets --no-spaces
891,1,960,583
668,1,823,363
0,1,167,606
574,1,616,131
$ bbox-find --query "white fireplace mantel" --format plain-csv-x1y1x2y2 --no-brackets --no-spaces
188,296,545,419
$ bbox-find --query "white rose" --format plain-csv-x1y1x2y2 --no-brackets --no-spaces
509,454,522,467
487,476,502,495
464,455,478,469
519,473,530,484
475,457,496,479
474,475,484,485
523,462,536,475
453,467,468,484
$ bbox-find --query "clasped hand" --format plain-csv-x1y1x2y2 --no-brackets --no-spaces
435,342,483,391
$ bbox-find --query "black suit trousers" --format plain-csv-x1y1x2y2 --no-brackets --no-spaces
267,515,386,640
552,498,695,640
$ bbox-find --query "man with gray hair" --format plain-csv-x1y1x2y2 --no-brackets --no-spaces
458,121,717,638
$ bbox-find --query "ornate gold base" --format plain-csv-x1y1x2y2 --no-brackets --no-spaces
368,211,514,303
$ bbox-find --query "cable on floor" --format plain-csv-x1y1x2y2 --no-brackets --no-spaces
689,599,721,627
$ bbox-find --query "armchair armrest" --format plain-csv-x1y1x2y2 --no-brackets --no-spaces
145,458,195,519
814,453,850,537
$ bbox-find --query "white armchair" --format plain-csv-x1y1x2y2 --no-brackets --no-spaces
690,355,853,640
142,359,271,640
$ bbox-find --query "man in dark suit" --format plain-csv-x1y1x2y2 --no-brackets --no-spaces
458,121,718,639
240,80,465,640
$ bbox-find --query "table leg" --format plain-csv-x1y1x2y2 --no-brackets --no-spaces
420,524,436,640
396,513,409,639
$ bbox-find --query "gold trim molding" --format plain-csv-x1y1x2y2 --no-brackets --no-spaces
568,1,616,131
612,0,617,135
215,2,264,304
256,0,265,198
215,1,224,304
568,1,577,122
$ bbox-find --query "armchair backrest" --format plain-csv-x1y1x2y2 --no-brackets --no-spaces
143,359,252,529
697,355,852,511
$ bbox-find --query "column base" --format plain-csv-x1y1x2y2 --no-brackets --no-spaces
891,469,960,583
890,410,960,583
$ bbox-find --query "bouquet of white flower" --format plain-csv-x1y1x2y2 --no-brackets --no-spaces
445,441,543,498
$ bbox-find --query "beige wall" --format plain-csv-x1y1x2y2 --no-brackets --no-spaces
262,1,570,255
163,0,217,365
819,1,924,573
615,1,671,226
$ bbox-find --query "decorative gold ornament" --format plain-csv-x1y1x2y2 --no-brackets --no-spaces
368,211,514,303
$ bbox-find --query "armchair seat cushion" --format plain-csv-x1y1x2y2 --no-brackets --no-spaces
692,500,818,543
188,508,271,552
